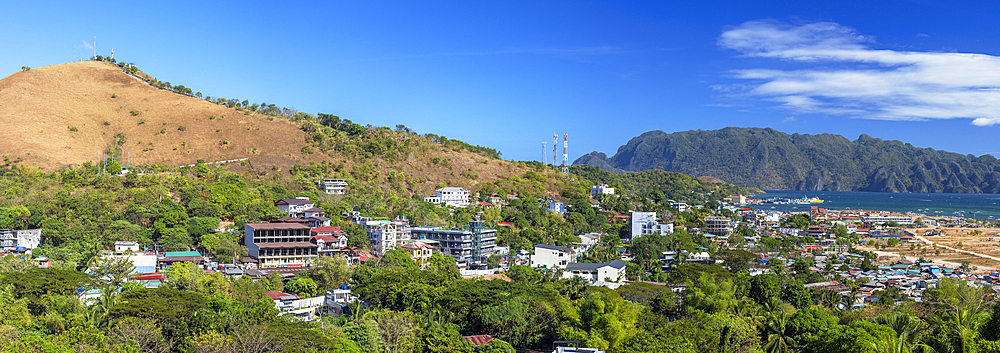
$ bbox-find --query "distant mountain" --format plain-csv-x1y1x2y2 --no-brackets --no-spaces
574,127,1000,193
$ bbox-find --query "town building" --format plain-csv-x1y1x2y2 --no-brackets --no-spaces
704,216,734,236
411,220,496,268
317,178,348,195
0,228,41,252
547,200,566,214
244,223,317,267
563,260,627,283
423,187,471,208
629,211,673,241
114,241,140,253
275,198,316,217
530,244,572,269
862,215,915,225
400,241,435,268
310,226,349,259
360,218,412,255
670,201,688,212
590,184,615,197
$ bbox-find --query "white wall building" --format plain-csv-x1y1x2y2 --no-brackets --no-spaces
630,211,673,241
862,215,915,225
275,197,315,217
424,187,470,208
318,179,348,195
0,228,41,251
530,244,572,269
547,200,566,214
363,218,412,255
590,184,615,197
564,260,627,283
114,241,140,253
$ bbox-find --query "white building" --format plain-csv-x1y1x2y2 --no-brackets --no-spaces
275,197,315,217
114,241,140,253
630,211,673,241
0,228,41,251
547,200,566,214
670,202,688,213
563,260,627,283
362,218,412,255
318,178,348,195
530,244,572,269
862,215,915,225
424,187,471,208
590,184,614,197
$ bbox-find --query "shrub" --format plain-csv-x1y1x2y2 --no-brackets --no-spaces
177,126,186,131
131,110,141,117
68,126,78,132
103,121,111,126
111,94,117,98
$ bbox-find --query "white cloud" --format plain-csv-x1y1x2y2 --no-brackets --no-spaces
718,20,1000,126
782,116,796,122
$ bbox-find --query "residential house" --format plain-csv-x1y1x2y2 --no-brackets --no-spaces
317,178,348,195
114,241,140,253
423,187,471,208
590,184,615,197
274,198,315,217
361,218,412,255
245,223,317,267
531,244,572,269
630,211,672,241
400,241,435,268
547,199,566,214
563,260,627,283
311,226,349,259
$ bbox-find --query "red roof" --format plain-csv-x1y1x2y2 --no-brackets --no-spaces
463,335,497,346
477,202,492,206
265,291,302,301
402,241,434,250
311,226,342,233
311,234,341,242
132,272,165,280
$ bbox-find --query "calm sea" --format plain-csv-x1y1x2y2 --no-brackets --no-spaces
752,190,1000,220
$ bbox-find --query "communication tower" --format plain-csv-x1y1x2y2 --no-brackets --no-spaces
542,142,547,165
561,133,569,173
552,134,558,168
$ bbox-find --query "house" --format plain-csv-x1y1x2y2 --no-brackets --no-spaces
564,260,627,283
531,244,573,269
275,198,315,217
578,233,601,248
670,202,688,213
157,251,205,269
266,291,324,321
0,228,42,252
400,241,435,268
245,223,317,267
590,184,614,197
630,211,672,241
423,187,471,208
311,227,349,259
317,178,348,195
114,241,140,253
360,218,412,255
547,200,566,214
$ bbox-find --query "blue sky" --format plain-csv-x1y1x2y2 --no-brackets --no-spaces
4,1,1000,161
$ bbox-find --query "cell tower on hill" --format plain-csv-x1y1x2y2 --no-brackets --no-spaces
561,133,569,173
552,134,558,168
542,142,547,165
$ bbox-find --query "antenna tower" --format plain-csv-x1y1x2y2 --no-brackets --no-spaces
93,37,97,59
561,133,569,173
552,134,558,168
542,142,547,165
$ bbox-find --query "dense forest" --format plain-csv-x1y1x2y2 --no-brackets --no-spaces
574,127,1000,193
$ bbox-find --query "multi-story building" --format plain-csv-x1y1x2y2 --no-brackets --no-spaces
590,184,615,197
629,211,673,241
530,244,572,269
310,226,349,259
862,215,915,225
704,216,734,236
245,223,317,267
360,218,411,255
547,200,566,215
0,228,41,251
411,220,496,268
423,187,471,208
317,178,348,195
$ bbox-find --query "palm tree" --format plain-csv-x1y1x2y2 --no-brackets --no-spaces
875,312,925,353
763,311,796,353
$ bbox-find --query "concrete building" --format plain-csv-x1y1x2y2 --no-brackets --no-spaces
704,216,734,236
629,211,673,241
862,215,915,225
547,200,566,214
317,178,348,195
310,226,349,259
114,241,140,253
361,218,412,256
530,244,572,269
411,220,496,268
400,241,435,269
564,260,627,283
245,223,317,267
0,228,41,251
590,184,615,197
275,198,315,217
423,187,471,208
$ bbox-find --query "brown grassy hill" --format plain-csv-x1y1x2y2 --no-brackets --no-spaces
0,61,574,198
0,61,326,170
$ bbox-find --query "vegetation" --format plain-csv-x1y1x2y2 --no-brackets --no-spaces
576,127,1000,193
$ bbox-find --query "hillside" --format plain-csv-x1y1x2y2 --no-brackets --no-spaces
0,61,551,198
574,127,1000,193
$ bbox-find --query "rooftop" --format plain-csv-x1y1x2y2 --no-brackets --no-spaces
246,223,312,230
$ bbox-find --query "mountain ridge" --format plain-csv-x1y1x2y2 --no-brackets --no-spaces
574,127,1000,193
